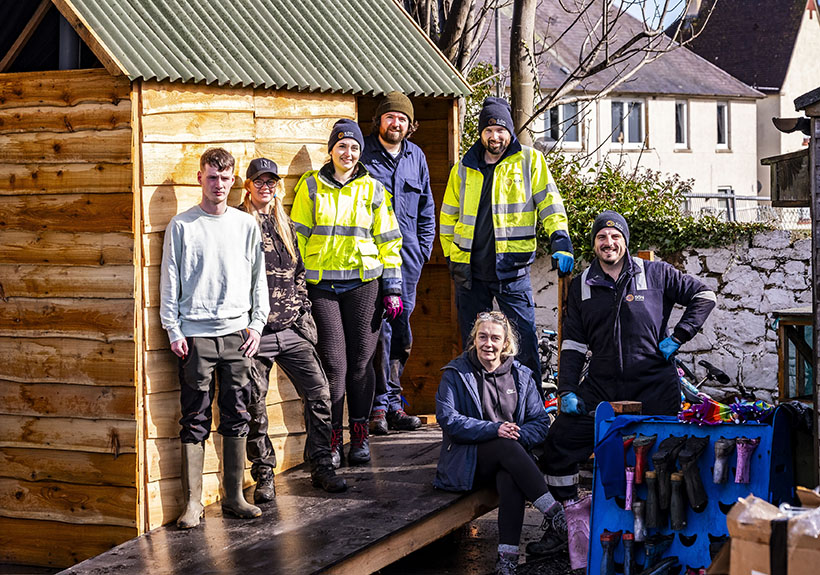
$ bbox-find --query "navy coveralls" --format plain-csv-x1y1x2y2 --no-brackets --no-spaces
361,133,435,413
540,256,716,501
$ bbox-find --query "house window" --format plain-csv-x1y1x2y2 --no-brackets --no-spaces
716,102,729,147
611,100,644,145
542,103,581,146
675,101,688,148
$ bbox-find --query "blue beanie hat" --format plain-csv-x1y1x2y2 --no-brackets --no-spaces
478,97,514,135
328,119,364,153
591,210,630,246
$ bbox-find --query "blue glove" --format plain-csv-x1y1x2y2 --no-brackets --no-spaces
560,392,586,416
659,336,681,361
552,251,574,275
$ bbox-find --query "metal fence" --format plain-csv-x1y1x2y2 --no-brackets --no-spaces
681,191,810,230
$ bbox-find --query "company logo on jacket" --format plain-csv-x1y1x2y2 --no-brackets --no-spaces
625,294,644,302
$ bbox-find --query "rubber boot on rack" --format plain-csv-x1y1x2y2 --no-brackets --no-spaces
348,417,371,465
637,556,680,575
623,532,635,575
633,434,657,484
643,533,674,569
708,534,729,561
678,436,709,512
651,435,687,510
669,472,686,531
600,529,622,575
644,471,661,529
625,466,636,510
623,433,636,461
176,441,205,529
221,436,262,519
735,437,760,484
330,427,344,469
712,437,736,484
565,496,591,571
632,499,647,542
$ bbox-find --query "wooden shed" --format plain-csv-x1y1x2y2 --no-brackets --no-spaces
0,0,469,567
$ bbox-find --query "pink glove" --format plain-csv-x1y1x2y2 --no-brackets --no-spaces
383,295,403,321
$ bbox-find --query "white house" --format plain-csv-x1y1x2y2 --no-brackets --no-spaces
682,0,820,198
478,2,763,205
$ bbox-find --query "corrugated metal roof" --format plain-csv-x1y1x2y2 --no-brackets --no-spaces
64,0,470,97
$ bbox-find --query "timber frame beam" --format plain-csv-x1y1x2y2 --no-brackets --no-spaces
0,0,53,73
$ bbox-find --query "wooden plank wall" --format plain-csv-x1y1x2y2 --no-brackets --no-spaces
138,80,357,529
0,69,138,567
357,97,461,414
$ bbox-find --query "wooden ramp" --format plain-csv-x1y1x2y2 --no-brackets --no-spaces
58,426,498,575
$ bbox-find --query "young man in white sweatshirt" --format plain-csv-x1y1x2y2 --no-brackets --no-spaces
160,147,270,529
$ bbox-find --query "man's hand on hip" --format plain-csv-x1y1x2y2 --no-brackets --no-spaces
240,328,261,357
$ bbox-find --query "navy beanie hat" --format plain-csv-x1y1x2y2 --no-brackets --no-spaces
328,119,364,153
478,97,514,135
591,210,630,246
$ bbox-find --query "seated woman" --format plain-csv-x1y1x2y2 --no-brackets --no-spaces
434,311,561,575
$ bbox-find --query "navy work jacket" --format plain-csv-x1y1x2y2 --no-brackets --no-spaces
434,352,550,492
558,256,716,415
361,133,435,291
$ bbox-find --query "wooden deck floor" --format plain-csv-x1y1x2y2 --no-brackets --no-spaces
58,426,498,575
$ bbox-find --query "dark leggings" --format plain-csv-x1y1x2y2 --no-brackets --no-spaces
475,438,550,546
308,280,382,427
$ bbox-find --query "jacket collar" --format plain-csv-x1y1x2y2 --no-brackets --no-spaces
318,162,368,188
364,132,408,160
461,135,522,171
585,255,639,288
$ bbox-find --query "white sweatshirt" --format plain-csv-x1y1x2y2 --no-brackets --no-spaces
160,205,270,343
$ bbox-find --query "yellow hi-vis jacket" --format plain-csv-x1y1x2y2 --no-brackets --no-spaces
439,141,571,285
291,164,403,294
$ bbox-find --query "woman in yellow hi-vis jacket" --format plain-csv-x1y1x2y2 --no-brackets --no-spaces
291,119,403,468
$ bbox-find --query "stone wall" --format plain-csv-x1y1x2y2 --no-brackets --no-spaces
531,230,812,402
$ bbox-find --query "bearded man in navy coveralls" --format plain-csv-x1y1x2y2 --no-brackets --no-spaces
361,92,435,434
527,210,716,556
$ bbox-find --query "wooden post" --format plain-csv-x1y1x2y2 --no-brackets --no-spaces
810,114,820,483
556,274,570,369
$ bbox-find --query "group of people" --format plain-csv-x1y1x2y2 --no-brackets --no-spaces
160,93,716,574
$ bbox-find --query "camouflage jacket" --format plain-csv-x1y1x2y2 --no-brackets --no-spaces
238,206,316,341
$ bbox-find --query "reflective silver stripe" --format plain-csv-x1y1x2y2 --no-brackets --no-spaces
294,222,312,238
632,257,647,291
307,176,318,226
454,233,473,250
693,290,717,302
457,162,467,219
363,265,383,280
580,267,591,301
493,200,532,215
441,203,459,215
538,202,566,221
313,225,369,237
371,180,385,210
522,148,532,201
495,226,534,240
381,267,401,279
532,181,559,206
461,214,476,226
562,339,589,354
440,224,455,235
546,473,579,487
374,229,401,243
306,269,320,280
312,269,366,281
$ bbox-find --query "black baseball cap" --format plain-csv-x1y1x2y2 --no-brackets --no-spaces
246,158,280,181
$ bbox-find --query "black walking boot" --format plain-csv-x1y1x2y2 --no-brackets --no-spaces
348,418,371,464
253,466,275,503
330,427,344,469
311,463,348,493
651,434,687,510
525,507,568,556
369,410,389,436
387,409,422,431
678,436,709,511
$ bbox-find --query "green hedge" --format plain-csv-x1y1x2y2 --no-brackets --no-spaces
539,154,775,262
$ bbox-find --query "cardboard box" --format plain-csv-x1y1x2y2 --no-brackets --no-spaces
727,495,820,575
